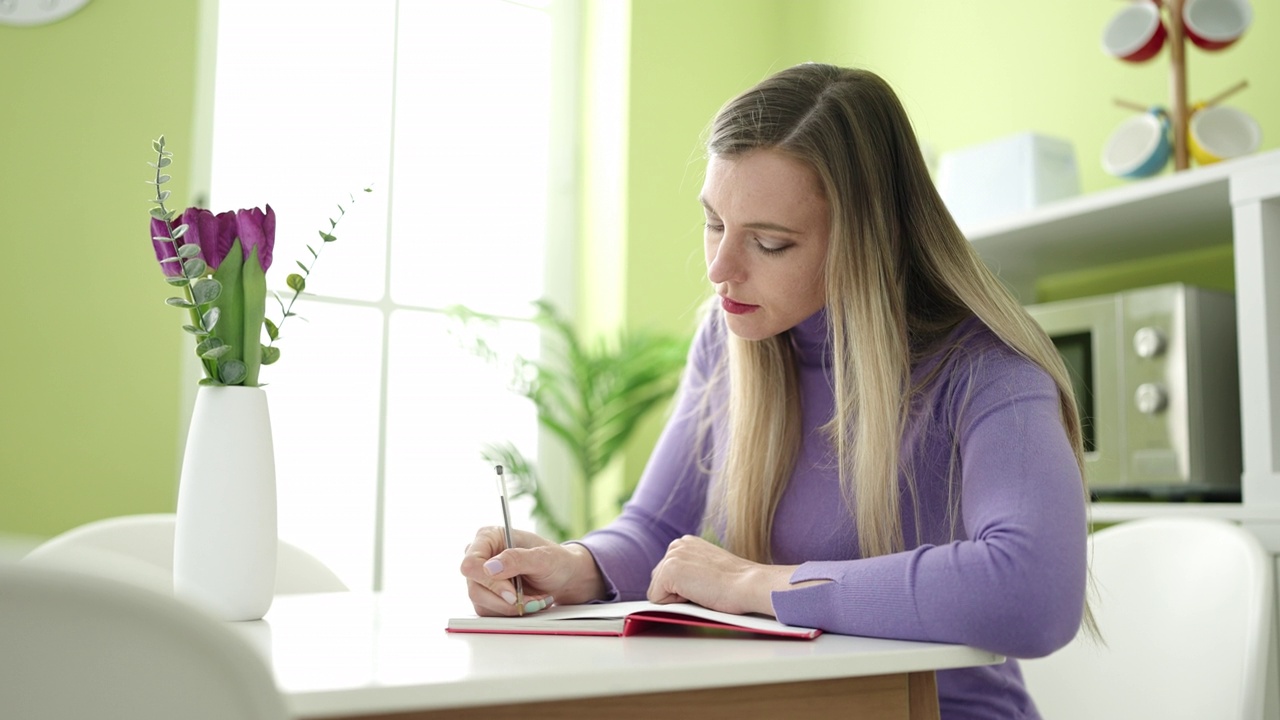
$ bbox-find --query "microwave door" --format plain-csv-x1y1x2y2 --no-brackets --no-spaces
1029,297,1126,492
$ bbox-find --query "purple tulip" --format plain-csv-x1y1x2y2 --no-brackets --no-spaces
151,207,221,277
235,205,275,272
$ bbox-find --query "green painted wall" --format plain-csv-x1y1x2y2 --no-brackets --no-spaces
612,0,1279,499
0,2,200,539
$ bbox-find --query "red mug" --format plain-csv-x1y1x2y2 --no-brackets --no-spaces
1183,0,1252,51
1102,1,1167,62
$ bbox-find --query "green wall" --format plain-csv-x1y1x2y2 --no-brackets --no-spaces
613,0,1280,496
0,1,200,539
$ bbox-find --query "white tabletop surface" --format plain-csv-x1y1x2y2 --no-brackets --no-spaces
238,592,1003,719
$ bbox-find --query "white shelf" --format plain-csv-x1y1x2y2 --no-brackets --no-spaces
965,149,1280,300
1091,503,1246,524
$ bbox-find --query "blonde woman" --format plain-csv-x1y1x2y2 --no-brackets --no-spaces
461,63,1090,718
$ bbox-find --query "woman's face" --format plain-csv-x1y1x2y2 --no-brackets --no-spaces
702,149,830,341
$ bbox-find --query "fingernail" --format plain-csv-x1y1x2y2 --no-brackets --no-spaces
501,591,517,605
523,598,546,613
484,558,503,575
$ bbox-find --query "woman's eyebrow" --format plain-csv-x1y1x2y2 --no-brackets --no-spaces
699,197,801,234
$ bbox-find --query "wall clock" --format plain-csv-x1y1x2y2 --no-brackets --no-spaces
0,0,91,26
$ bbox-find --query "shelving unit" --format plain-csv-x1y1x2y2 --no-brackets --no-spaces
964,149,1280,547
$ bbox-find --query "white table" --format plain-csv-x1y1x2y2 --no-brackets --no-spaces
242,592,1003,720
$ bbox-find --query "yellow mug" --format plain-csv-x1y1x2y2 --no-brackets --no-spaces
1189,102,1261,165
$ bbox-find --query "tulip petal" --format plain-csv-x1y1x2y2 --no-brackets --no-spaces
214,211,238,268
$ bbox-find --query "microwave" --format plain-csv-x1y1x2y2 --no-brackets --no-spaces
1024,284,1241,499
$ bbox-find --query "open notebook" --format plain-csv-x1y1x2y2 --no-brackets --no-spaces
446,600,821,639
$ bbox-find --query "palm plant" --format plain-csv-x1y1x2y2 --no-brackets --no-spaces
448,300,691,541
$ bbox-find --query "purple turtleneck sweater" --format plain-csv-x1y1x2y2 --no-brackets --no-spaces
576,308,1087,719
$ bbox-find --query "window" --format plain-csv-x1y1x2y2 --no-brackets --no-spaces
208,0,573,593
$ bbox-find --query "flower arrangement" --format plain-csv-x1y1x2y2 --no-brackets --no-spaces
147,136,368,386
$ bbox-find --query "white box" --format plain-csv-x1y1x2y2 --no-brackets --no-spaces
936,132,1080,230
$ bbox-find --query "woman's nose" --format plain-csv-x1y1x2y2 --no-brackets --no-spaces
707,236,744,285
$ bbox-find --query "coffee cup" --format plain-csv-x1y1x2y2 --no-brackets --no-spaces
1183,0,1252,51
1102,1,1166,62
1189,103,1261,165
1102,109,1172,179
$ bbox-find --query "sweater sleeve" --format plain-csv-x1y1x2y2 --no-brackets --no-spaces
770,350,1088,659
570,314,720,601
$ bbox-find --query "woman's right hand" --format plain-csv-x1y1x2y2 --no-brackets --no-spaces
459,526,607,616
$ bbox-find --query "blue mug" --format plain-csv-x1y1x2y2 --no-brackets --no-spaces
1102,108,1172,179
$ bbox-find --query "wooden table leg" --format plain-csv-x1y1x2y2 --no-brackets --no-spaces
907,671,941,720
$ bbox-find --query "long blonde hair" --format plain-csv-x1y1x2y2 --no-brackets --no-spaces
704,65,1089,586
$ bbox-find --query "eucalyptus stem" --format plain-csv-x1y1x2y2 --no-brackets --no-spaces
149,135,218,380
266,188,371,352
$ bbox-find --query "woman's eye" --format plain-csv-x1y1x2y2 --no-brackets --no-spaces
756,239,790,254
704,222,724,233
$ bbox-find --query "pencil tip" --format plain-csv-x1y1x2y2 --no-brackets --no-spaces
495,465,503,475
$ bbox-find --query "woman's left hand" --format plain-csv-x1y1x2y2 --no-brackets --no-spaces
646,535,797,616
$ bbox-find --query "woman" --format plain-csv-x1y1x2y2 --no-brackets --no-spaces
460,63,1092,718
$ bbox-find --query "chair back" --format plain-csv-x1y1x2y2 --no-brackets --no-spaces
24,513,347,594
1020,517,1274,719
0,562,289,720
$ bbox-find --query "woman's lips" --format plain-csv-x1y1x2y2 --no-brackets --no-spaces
721,296,759,315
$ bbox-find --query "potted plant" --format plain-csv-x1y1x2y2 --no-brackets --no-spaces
449,300,691,540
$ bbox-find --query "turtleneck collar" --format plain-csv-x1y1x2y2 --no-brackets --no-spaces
787,307,830,367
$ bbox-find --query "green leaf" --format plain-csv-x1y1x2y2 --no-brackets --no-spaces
157,174,171,184
263,317,280,341
165,276,191,287
166,297,196,309
197,377,222,387
261,345,281,365
160,257,181,264
218,360,247,385
157,156,171,168
154,235,175,242
158,190,171,201
183,258,208,278
152,138,164,153
329,218,336,228
201,307,220,332
201,344,231,360
177,242,200,258
191,278,221,305
182,324,208,336
296,260,309,274
239,244,268,386
286,273,306,292
149,207,170,220
307,245,317,258
172,223,189,239
319,231,336,243
196,337,229,359
364,187,373,193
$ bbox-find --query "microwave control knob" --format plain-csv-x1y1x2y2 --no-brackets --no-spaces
1133,327,1167,358
1134,383,1168,415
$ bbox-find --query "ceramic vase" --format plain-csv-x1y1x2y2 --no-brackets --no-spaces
174,385,278,621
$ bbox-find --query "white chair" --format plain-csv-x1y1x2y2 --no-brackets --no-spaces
23,513,348,595
0,561,289,720
1020,517,1275,719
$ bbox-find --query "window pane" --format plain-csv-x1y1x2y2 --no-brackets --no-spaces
382,310,537,597
211,0,395,303
265,300,383,590
389,0,551,316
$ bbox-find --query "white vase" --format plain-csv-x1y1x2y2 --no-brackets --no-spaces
174,385,278,621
